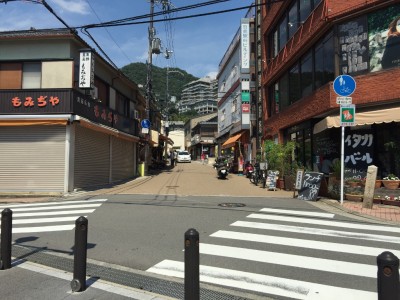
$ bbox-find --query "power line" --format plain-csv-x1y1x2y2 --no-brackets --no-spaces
84,0,133,65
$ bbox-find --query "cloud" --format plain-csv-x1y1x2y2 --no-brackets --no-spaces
50,0,89,15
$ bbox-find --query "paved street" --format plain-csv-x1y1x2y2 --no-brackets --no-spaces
1,161,399,299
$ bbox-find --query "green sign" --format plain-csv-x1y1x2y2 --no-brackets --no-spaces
340,104,355,126
241,91,250,102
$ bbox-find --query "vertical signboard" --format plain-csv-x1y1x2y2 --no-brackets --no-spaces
79,49,94,89
338,16,369,75
241,19,250,73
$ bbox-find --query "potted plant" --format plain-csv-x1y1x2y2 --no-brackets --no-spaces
264,140,296,190
382,174,400,190
345,178,362,188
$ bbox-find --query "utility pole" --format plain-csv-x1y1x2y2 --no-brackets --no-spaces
144,0,155,175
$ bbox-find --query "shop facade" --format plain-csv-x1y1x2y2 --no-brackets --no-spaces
261,0,400,179
0,29,147,194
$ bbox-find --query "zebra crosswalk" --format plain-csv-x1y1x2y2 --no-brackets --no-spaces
0,199,107,233
146,207,400,299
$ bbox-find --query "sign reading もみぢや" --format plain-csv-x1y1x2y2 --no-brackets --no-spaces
79,49,94,89
11,96,60,108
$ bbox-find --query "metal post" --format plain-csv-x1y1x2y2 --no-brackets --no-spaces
377,251,399,300
144,0,155,176
71,216,88,292
184,228,199,300
1,208,12,270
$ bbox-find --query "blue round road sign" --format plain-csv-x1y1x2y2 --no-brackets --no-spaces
141,119,150,129
333,75,356,97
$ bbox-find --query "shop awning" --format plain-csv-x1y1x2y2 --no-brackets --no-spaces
221,132,244,149
313,106,400,134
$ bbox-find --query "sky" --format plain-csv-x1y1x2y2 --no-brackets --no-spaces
0,0,254,78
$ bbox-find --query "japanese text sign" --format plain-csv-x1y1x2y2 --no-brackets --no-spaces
79,50,94,89
340,104,355,126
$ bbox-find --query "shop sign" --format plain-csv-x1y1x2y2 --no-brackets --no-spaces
241,19,250,71
11,95,60,108
79,49,94,89
241,91,250,102
242,103,250,113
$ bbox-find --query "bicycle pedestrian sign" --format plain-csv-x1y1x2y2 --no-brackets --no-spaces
333,75,356,97
141,119,150,129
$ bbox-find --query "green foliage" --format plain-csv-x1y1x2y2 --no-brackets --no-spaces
264,140,296,176
332,159,341,179
120,62,198,102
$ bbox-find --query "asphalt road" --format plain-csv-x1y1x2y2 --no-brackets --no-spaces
8,162,400,299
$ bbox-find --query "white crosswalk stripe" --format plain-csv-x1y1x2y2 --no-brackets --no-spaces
0,199,107,233
146,207,399,299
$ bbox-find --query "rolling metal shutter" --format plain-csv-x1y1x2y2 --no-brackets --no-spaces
74,125,110,188
111,137,135,182
0,126,66,193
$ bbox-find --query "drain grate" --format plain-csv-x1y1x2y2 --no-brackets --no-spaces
11,244,256,300
218,203,246,208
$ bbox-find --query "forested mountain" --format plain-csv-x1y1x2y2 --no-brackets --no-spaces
120,62,198,102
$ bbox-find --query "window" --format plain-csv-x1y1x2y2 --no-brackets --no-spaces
289,63,300,103
299,0,312,23
22,62,41,89
314,32,334,88
94,77,109,105
0,63,22,89
288,2,298,39
279,16,288,51
301,51,313,98
116,92,128,116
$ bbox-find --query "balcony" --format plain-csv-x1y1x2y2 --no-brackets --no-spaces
0,89,139,136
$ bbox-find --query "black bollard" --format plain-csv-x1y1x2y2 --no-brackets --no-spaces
71,216,88,292
377,251,399,300
184,228,199,300
1,208,13,270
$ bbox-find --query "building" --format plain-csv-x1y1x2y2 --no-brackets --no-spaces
261,0,400,179
0,29,161,194
184,113,217,160
216,7,256,172
178,77,218,115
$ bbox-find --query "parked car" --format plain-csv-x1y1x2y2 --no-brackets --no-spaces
176,151,191,163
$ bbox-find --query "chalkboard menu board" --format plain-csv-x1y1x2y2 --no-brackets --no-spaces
266,171,279,191
298,172,324,201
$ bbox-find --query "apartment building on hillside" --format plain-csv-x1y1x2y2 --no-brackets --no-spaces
178,76,218,115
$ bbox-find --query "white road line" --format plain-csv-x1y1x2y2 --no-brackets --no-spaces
0,199,107,209
147,260,376,300
199,243,376,278
13,209,95,218
11,224,76,233
259,208,334,218
232,221,399,244
8,203,102,212
210,230,400,258
247,213,400,233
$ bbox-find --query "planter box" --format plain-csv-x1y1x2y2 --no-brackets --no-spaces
382,180,399,190
381,200,400,206
345,194,363,202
